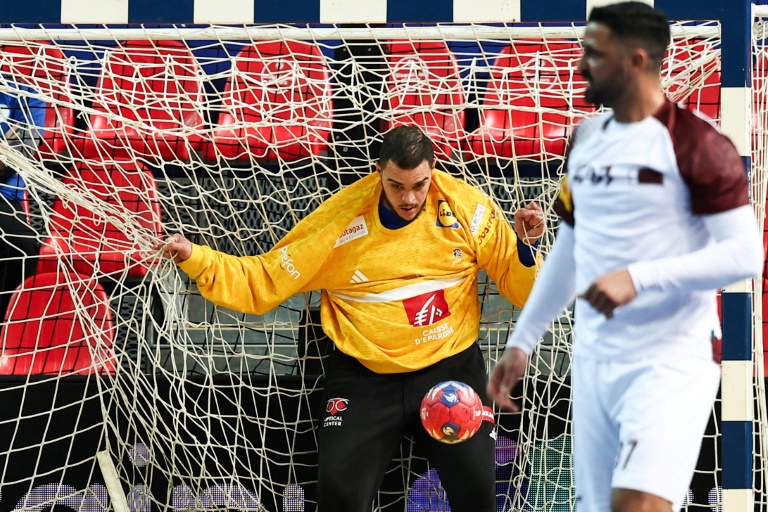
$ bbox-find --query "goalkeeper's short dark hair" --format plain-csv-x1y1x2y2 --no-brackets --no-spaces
379,126,435,170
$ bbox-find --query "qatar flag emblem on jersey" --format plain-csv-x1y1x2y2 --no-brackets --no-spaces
403,290,451,327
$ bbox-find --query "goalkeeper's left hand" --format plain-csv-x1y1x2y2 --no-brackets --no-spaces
514,201,545,245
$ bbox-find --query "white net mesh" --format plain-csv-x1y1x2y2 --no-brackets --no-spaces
751,15,768,512
0,20,751,512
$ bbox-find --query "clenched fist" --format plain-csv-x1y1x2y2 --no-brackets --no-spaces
514,201,545,245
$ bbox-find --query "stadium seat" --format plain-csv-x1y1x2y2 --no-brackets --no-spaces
71,40,205,162
0,271,116,375
203,41,332,162
0,42,76,158
37,161,163,278
466,41,593,161
382,41,465,160
663,38,721,121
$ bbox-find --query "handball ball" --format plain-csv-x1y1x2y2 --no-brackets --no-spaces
420,380,484,444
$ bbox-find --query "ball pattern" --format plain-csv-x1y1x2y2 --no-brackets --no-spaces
420,380,484,444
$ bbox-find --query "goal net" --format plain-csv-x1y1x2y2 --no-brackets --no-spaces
0,19,757,512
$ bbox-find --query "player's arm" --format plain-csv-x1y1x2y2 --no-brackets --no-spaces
630,130,762,294
159,236,305,315
155,211,334,315
475,203,544,308
154,172,380,315
628,205,762,295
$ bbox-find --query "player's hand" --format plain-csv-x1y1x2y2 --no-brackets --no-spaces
487,347,529,412
514,201,545,245
154,233,193,263
579,269,637,318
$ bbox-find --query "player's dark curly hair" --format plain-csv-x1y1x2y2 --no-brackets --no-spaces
589,1,670,71
379,125,435,170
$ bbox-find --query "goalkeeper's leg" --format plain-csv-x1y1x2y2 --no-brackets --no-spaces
316,350,407,512
411,344,496,512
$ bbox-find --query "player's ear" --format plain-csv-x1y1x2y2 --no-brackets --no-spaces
376,162,382,174
630,47,648,71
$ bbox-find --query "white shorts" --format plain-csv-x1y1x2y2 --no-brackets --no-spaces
572,354,720,512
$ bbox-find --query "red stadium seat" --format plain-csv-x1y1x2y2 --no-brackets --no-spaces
203,41,332,162
466,41,593,161
72,40,205,161
0,42,76,158
38,161,163,278
0,271,116,375
663,38,720,121
382,41,465,160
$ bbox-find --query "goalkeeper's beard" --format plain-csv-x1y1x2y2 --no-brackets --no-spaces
381,195,425,221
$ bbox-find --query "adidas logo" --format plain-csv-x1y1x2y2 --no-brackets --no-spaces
350,270,369,283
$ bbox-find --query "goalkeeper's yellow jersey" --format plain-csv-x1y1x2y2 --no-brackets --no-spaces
178,170,540,373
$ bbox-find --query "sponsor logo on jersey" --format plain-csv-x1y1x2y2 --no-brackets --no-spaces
474,208,497,248
323,397,349,428
435,200,460,229
349,269,369,283
334,215,369,248
452,248,464,266
469,204,487,236
572,164,614,185
414,323,455,345
403,289,451,328
278,246,301,280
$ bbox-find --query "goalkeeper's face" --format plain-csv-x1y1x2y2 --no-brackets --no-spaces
377,159,434,222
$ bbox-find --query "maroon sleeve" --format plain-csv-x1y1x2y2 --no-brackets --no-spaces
655,100,749,214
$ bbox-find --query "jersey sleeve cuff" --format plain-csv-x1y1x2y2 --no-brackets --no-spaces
177,243,208,279
516,237,540,267
627,261,658,294
504,330,539,355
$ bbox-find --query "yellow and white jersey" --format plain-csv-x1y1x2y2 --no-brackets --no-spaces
179,170,540,373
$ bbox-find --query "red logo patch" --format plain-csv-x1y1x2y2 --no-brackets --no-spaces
326,397,349,416
403,290,451,327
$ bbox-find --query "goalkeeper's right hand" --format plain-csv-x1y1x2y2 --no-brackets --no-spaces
155,234,192,263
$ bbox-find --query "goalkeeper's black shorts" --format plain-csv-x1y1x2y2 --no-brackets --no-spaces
316,343,496,512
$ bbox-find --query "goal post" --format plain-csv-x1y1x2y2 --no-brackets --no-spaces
0,0,761,511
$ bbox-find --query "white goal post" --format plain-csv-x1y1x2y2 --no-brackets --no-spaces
0,2,763,511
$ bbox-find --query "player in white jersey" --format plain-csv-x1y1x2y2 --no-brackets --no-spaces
488,2,763,512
